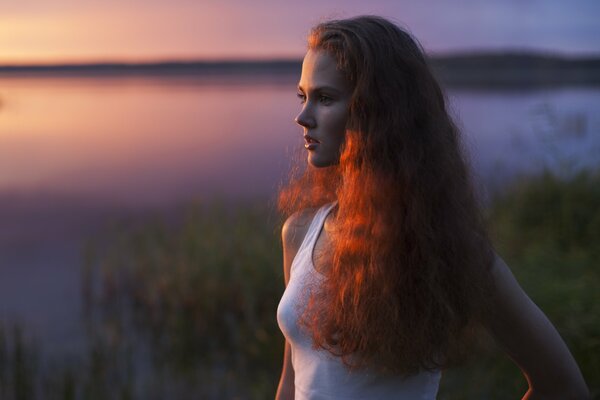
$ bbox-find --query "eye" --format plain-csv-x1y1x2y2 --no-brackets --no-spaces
319,95,333,105
297,92,306,104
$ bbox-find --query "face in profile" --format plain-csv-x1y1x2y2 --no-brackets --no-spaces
295,49,352,168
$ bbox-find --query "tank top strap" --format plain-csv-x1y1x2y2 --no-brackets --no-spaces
291,201,338,275
302,201,337,254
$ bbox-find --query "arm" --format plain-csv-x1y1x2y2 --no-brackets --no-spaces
483,255,590,400
276,211,312,400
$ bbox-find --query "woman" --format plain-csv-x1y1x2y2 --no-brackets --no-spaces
276,16,589,399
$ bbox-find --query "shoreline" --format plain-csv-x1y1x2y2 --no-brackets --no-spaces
1,53,599,87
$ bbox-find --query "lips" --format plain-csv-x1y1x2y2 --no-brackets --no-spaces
304,134,320,144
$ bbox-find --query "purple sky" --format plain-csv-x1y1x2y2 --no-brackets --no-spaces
1,0,599,63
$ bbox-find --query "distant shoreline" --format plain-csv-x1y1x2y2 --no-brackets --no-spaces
429,52,600,88
1,52,599,87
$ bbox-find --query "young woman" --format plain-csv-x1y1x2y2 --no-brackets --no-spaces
276,16,589,400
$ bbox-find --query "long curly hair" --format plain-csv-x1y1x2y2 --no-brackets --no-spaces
277,15,496,376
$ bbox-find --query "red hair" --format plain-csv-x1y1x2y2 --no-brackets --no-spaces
278,16,495,375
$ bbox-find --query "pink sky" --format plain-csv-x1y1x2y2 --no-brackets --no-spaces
1,0,599,64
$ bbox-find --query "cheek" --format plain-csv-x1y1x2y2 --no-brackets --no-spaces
325,107,348,138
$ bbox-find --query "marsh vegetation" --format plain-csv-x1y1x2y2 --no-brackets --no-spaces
0,169,598,399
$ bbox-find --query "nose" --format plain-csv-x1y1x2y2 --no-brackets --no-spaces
294,106,315,129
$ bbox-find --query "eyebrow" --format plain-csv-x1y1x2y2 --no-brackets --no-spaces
297,85,342,95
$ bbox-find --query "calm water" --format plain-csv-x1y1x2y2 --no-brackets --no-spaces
0,74,599,353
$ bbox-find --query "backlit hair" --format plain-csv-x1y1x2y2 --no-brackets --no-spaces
278,15,495,375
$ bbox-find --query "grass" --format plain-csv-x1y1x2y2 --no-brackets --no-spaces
0,323,38,400
81,199,285,398
1,170,598,399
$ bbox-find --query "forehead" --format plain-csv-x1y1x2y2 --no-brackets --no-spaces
298,49,349,91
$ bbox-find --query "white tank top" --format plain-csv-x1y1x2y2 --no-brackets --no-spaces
277,202,441,400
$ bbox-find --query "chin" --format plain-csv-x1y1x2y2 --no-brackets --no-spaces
308,153,337,168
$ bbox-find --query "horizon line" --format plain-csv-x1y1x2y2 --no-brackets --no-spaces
1,49,600,69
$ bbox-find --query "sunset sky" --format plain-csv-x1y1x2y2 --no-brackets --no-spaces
1,0,599,65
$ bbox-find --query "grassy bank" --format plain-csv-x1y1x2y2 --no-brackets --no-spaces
1,170,598,399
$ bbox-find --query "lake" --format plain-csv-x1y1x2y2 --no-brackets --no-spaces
0,72,599,356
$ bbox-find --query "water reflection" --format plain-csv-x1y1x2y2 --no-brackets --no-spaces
447,87,600,192
0,75,300,206
1,76,598,207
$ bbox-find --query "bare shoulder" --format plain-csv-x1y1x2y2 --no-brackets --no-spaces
281,208,317,284
282,208,316,247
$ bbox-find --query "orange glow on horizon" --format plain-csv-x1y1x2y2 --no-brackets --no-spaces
1,1,598,65
0,5,305,66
